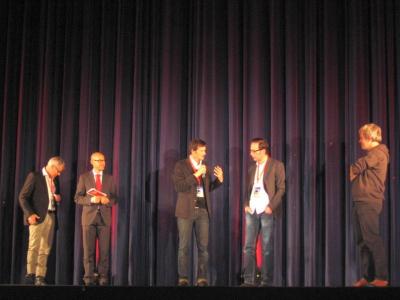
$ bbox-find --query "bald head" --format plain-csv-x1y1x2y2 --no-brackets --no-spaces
90,152,106,172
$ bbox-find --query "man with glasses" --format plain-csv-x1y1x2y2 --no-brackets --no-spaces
75,152,117,286
241,138,285,287
172,139,224,286
19,156,65,285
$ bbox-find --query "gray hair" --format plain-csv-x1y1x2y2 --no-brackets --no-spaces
47,156,65,167
359,123,382,143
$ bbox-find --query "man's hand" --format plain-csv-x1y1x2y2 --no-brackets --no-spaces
54,194,61,202
28,214,40,225
91,196,101,204
214,166,223,182
265,206,272,215
244,206,253,214
194,165,207,178
100,196,110,205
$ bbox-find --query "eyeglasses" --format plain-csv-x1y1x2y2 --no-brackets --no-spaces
250,149,263,154
93,159,105,162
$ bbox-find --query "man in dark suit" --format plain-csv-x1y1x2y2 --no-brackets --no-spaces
19,156,65,285
75,152,117,286
172,139,224,286
241,138,285,287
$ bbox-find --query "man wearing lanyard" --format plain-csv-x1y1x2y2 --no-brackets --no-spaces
75,152,117,286
242,138,285,287
19,156,65,285
172,139,224,286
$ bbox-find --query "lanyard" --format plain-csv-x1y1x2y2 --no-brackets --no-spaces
255,162,267,182
190,161,202,185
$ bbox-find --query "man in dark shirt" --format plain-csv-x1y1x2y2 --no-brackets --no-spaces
172,139,223,286
350,123,389,287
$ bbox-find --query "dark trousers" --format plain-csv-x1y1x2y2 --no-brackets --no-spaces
177,208,209,281
353,201,387,281
82,212,111,283
242,212,274,285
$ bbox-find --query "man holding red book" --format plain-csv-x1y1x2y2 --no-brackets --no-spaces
75,152,117,286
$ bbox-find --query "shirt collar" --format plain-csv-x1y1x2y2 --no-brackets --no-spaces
189,156,202,169
42,167,50,177
257,158,268,169
92,170,103,176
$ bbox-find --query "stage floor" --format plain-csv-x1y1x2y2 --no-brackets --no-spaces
0,286,399,300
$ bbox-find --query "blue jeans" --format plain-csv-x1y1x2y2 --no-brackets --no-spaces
177,208,209,281
243,212,274,285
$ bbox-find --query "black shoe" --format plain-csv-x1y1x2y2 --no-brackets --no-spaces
259,280,273,287
24,273,35,285
259,283,272,287
240,282,256,287
35,276,47,286
178,278,189,286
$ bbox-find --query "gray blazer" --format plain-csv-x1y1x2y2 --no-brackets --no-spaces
74,171,117,226
245,158,286,215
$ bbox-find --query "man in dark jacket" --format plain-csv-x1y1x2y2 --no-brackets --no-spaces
19,156,65,285
172,139,223,286
241,138,285,287
75,152,117,286
350,123,389,287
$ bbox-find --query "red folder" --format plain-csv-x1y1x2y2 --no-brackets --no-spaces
87,188,107,197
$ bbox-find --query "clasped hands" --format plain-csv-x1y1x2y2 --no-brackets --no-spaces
91,196,110,205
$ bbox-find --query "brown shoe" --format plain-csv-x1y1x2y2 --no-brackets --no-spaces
353,278,369,287
178,278,189,286
370,279,389,287
197,278,208,287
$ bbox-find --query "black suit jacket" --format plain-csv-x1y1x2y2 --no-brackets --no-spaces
245,158,286,215
172,159,222,219
19,171,60,225
74,171,117,226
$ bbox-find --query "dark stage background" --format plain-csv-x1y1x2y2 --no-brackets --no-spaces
0,0,399,287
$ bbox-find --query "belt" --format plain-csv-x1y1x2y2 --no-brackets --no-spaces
194,197,206,209
48,210,55,213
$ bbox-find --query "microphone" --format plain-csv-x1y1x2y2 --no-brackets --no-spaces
200,161,206,179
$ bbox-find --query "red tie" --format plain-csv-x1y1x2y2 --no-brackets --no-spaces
95,174,102,191
50,179,56,194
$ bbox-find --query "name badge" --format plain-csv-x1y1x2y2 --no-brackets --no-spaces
253,186,261,197
197,186,204,198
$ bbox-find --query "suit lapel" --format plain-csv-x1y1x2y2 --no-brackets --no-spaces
249,164,256,184
101,174,110,191
88,171,96,188
39,174,48,196
248,164,256,192
185,159,193,174
263,158,272,180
